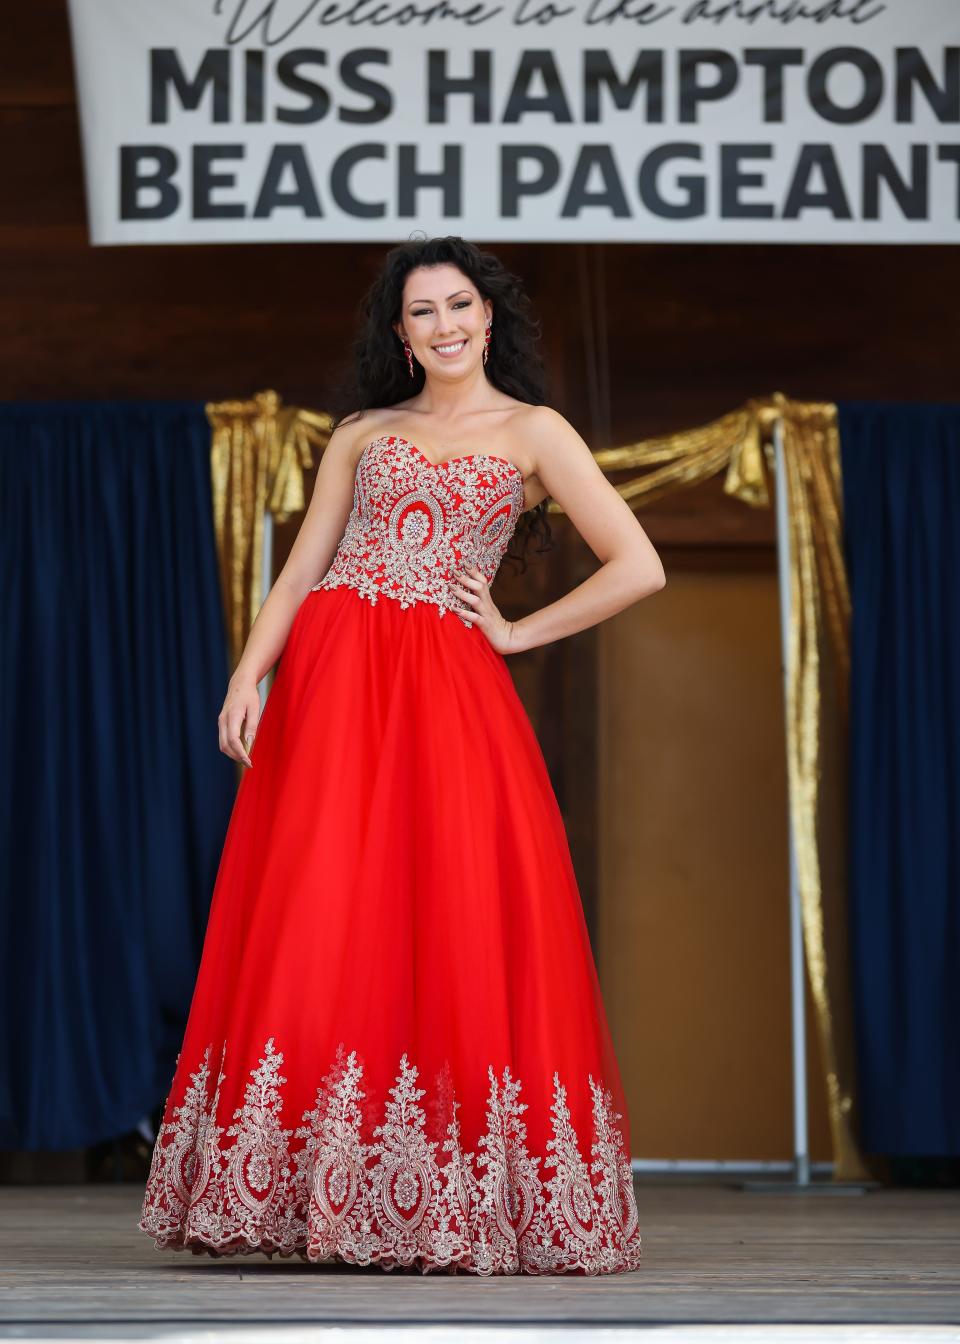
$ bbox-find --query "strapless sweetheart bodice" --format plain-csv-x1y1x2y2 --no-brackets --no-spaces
311,434,525,621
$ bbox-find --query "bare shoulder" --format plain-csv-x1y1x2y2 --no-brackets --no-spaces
323,410,386,466
521,403,577,439
513,404,593,478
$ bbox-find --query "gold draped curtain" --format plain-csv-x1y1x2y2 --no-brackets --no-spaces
206,388,867,1182
207,393,333,664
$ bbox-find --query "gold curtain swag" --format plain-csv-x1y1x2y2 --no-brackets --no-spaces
206,388,867,1182
207,392,333,667
549,396,781,513
777,398,868,1183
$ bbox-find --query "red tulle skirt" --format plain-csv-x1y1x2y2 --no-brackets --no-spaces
139,585,642,1274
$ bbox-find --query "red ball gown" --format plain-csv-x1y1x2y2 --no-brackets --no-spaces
139,432,643,1275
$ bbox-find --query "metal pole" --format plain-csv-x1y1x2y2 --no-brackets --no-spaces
257,509,274,709
737,422,871,1197
738,418,815,1194
773,419,811,1187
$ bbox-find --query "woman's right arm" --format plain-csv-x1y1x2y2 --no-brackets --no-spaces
218,421,362,766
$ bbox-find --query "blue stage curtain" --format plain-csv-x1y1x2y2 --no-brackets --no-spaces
840,402,960,1157
0,402,236,1150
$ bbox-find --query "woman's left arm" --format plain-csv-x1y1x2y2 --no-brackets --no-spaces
456,406,665,655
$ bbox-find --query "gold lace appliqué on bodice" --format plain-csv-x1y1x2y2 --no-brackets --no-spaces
311,435,526,621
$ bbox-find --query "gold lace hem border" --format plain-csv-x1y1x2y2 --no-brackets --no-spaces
139,1221,643,1276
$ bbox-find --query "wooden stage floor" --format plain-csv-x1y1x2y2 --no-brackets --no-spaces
0,1180,958,1337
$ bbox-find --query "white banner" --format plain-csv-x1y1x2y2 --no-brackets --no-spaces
66,0,959,245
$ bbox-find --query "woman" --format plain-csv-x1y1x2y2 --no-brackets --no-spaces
139,235,665,1275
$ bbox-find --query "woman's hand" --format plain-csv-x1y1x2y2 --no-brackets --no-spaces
218,675,261,768
452,566,522,655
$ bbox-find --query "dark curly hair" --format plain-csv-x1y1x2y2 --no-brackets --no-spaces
326,234,554,573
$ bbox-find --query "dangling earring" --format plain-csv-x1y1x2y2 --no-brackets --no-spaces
482,321,492,367
402,336,414,378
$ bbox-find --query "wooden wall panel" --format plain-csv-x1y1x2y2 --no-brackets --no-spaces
598,566,833,1161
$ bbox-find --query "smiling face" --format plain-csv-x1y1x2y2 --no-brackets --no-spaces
394,264,492,380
